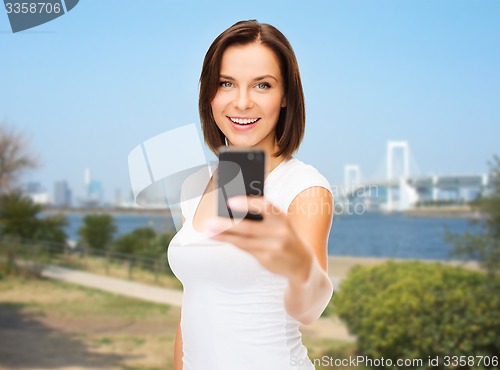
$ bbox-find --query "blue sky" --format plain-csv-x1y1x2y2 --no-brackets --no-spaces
1,0,499,202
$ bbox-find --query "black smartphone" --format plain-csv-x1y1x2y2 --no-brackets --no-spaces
217,147,265,221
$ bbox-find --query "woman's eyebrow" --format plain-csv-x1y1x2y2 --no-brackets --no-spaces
254,75,278,82
219,74,278,82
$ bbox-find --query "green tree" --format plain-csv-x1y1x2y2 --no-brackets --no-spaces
141,231,175,260
112,228,175,258
447,155,500,277
78,214,116,250
36,214,68,247
0,124,67,256
0,191,68,249
112,227,156,255
0,191,41,239
0,123,39,193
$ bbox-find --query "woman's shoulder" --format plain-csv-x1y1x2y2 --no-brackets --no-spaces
279,157,331,191
266,157,332,213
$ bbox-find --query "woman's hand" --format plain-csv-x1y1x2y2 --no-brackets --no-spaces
204,196,313,283
205,188,334,324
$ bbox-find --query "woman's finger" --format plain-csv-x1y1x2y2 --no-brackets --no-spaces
227,196,283,218
210,232,275,253
204,216,270,238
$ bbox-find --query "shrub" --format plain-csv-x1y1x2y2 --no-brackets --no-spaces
333,261,500,368
112,227,157,255
78,214,116,250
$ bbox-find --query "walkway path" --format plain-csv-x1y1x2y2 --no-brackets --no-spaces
40,260,362,342
42,265,184,306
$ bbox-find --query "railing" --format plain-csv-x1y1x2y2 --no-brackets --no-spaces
0,237,179,288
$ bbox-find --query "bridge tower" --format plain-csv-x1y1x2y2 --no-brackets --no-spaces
344,164,361,189
387,141,409,180
386,141,412,211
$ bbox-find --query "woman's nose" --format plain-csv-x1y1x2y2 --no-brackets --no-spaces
234,89,253,110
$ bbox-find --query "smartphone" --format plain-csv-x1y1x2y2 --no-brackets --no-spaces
217,147,265,221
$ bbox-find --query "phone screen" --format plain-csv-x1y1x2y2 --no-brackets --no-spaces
217,148,265,221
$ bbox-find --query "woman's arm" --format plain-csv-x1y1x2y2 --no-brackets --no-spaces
284,186,334,324
174,315,183,370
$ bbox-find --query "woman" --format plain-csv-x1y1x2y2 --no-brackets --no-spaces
168,20,334,370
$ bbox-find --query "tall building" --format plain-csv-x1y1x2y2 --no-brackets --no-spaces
24,181,50,205
88,180,103,204
79,168,104,208
54,180,72,207
84,168,91,188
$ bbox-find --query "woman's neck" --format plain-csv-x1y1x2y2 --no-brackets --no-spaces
266,152,289,178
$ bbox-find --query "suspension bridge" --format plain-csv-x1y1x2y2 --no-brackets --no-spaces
339,141,490,212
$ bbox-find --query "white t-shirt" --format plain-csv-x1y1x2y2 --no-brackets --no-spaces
168,157,332,370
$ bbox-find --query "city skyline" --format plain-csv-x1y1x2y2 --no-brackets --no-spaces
24,167,123,207
2,0,499,203
23,139,490,209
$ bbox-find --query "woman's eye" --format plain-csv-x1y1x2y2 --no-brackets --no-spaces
219,81,233,88
257,82,271,89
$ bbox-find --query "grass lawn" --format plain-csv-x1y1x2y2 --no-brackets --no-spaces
0,275,360,370
0,276,179,370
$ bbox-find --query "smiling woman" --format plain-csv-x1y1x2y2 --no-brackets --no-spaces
168,20,334,370
199,20,305,161
210,43,286,147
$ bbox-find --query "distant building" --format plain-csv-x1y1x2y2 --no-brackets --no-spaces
114,188,122,206
84,168,91,188
24,182,50,205
88,180,103,204
78,167,104,208
25,181,43,194
30,192,50,205
54,180,72,207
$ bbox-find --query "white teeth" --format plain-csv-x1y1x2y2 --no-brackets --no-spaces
229,117,259,125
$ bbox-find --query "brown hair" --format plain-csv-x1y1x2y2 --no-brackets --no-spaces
199,20,305,158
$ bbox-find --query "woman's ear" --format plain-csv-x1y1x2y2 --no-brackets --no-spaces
281,97,287,108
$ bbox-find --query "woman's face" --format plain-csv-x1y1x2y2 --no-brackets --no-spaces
210,42,286,154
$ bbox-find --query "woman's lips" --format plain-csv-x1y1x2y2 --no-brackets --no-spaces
228,116,260,125
227,116,260,131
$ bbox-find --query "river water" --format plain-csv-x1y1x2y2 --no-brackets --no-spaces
61,212,478,261
329,212,478,260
